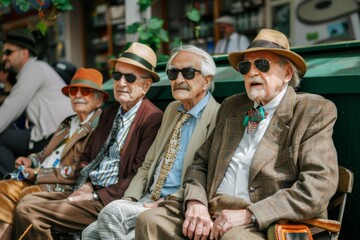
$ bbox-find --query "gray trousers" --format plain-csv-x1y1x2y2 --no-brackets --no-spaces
82,194,152,240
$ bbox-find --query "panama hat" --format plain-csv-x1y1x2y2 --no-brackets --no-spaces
62,67,109,101
228,29,307,77
110,42,160,82
3,29,37,56
215,15,236,26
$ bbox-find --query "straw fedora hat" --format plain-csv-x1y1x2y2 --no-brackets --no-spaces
110,42,160,82
62,67,109,101
228,29,307,77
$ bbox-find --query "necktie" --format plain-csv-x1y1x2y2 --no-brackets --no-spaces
243,106,266,133
151,112,191,201
224,37,230,53
74,113,122,190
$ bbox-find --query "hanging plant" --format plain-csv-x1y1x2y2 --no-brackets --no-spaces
0,0,73,35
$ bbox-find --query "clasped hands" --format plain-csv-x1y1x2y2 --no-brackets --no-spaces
182,200,253,240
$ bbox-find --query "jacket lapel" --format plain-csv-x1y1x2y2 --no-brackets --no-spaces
211,100,253,194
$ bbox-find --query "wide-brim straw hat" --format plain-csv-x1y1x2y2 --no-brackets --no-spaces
109,42,160,82
228,29,307,77
62,67,109,101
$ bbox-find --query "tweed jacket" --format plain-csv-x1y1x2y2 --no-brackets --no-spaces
32,108,102,188
184,87,338,230
77,98,163,206
124,95,219,200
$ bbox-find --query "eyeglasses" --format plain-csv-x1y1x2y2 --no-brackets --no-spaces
112,71,150,83
237,59,279,75
166,68,201,81
2,49,20,56
69,87,95,96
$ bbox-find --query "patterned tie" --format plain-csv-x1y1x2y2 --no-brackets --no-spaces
74,113,122,190
243,106,267,133
151,112,191,201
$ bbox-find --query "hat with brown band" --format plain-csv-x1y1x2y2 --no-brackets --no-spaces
109,42,160,82
62,67,109,101
228,29,307,77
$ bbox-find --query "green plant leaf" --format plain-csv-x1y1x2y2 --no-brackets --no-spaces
148,17,163,30
186,7,201,22
158,28,169,42
138,0,153,12
0,0,11,7
53,0,73,12
37,21,47,36
126,22,141,34
16,0,30,12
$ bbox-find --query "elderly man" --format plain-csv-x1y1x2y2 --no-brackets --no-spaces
14,42,163,240
214,15,250,54
0,67,106,240
136,29,338,240
0,29,74,178
82,45,220,239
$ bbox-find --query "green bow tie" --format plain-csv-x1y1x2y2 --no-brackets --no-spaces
243,106,266,133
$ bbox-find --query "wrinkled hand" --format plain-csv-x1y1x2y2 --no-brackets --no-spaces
143,198,164,208
210,209,253,240
68,182,93,202
182,200,213,240
15,157,32,168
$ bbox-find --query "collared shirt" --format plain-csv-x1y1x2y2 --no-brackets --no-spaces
214,32,250,54
151,92,211,197
216,86,288,202
89,100,142,187
41,111,96,169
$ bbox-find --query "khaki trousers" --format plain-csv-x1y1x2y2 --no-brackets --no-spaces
135,195,266,240
14,191,104,240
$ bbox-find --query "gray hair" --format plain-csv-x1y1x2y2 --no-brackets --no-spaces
166,45,216,92
279,56,301,89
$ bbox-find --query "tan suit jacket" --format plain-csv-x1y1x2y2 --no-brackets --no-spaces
125,95,219,200
184,87,339,230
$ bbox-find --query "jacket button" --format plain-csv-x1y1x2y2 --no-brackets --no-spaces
249,187,256,192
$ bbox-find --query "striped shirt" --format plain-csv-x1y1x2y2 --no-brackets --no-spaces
89,100,142,187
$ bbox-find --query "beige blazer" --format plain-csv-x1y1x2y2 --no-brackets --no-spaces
184,87,339,230
125,95,219,200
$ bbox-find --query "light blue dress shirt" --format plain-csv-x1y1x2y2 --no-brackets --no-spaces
159,92,211,197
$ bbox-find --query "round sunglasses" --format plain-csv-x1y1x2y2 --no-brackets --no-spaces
112,71,150,83
69,87,95,96
166,67,201,80
237,59,279,75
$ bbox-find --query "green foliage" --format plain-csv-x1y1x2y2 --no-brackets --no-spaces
138,0,153,12
0,0,73,35
186,7,201,22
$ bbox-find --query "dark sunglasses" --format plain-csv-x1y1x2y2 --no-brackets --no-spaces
69,87,94,96
2,49,20,56
112,71,150,83
166,67,201,80
237,59,279,75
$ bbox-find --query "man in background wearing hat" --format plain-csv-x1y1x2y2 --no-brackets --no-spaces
0,68,106,240
0,29,74,179
82,44,220,239
14,42,163,240
214,15,250,54
136,29,338,240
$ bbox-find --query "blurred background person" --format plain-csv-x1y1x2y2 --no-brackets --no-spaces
0,29,74,179
214,15,250,54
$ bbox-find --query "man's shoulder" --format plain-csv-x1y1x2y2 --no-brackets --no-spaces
140,98,163,115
